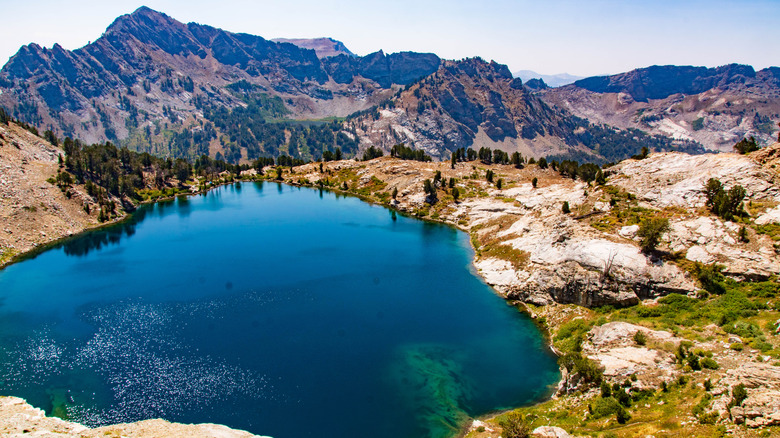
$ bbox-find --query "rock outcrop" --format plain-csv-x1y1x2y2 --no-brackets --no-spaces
531,425,573,437
271,37,356,59
583,322,681,386
0,397,269,438
710,362,780,427
609,149,780,280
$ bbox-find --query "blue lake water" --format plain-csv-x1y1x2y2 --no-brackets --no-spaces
0,182,559,438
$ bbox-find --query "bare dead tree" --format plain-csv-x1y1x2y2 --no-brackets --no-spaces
602,249,618,282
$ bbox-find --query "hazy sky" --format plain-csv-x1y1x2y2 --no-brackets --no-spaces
1,0,777,77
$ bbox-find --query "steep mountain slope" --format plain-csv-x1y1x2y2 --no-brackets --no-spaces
0,7,440,153
347,58,705,161
271,37,355,58
540,64,780,152
0,121,97,265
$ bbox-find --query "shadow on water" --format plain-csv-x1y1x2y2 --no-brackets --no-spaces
175,196,192,218
60,210,147,257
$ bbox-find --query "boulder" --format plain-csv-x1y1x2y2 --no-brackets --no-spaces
532,425,572,438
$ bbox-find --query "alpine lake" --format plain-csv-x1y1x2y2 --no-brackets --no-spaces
0,182,559,438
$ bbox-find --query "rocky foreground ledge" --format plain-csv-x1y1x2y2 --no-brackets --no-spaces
0,397,269,438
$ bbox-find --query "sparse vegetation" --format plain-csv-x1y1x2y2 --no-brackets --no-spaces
704,178,745,221
637,217,670,252
734,136,759,154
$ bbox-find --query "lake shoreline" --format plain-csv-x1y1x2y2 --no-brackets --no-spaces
0,175,561,438
6,151,779,437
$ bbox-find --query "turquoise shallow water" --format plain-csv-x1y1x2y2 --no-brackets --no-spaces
0,182,559,438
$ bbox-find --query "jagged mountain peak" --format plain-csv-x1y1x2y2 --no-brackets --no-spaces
347,56,587,159
106,6,180,34
442,57,513,81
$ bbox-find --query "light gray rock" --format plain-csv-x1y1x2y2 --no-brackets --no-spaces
532,425,572,438
619,224,639,238
583,322,680,384
712,362,780,428
609,152,780,209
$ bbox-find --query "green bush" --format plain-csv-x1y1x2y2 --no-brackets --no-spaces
734,136,759,154
558,352,603,385
727,321,762,338
633,330,647,346
704,178,745,220
729,383,748,408
600,381,612,398
686,354,701,371
752,340,773,352
700,357,720,370
614,388,631,407
589,396,621,419
637,217,670,252
498,411,530,438
616,406,631,424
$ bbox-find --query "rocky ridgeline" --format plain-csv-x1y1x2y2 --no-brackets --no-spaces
609,150,780,280
0,7,440,144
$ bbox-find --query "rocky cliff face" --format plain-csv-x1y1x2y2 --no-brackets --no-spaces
572,64,759,101
540,64,780,152
321,50,441,88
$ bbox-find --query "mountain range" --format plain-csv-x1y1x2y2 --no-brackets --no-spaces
0,6,777,162
540,64,780,152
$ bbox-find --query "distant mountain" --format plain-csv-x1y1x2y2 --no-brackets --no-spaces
513,70,583,87
0,7,440,151
572,64,761,101
349,58,703,162
271,37,355,58
0,7,725,163
540,64,780,152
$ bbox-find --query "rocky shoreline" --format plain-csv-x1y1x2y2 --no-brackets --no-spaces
0,396,269,437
